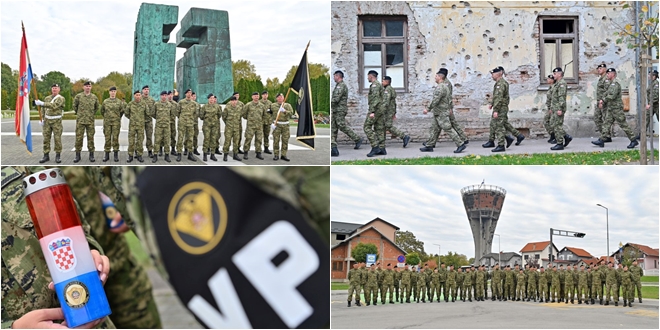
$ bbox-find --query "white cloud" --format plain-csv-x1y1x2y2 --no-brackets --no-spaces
331,166,659,260
1,1,329,82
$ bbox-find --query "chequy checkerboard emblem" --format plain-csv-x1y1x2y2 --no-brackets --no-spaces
49,237,76,272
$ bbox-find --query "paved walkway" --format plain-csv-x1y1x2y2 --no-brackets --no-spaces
147,268,203,329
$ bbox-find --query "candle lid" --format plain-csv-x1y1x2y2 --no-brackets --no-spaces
23,168,67,196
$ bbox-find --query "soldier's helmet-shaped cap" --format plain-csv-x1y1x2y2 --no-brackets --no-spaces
142,85,149,90
437,68,448,76
368,70,378,77
261,90,268,95
547,74,555,80
109,86,117,91
652,69,659,77
553,67,563,73
184,89,192,94
383,75,391,81
490,67,503,73
51,83,59,88
606,68,616,73
207,93,215,99
134,90,140,95
230,96,237,101
160,91,168,95
251,92,259,96
276,93,284,98
233,91,239,95
167,91,172,95
597,63,607,69
83,81,92,86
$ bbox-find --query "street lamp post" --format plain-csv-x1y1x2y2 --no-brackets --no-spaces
494,234,501,266
433,244,441,268
596,204,609,259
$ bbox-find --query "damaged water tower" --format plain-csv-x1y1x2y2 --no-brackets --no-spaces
461,183,507,263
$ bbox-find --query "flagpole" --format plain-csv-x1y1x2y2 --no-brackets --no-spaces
274,40,311,126
22,21,42,122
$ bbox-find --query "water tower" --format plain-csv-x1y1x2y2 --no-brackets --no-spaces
461,184,507,264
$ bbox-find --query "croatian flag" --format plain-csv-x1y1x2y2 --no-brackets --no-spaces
15,26,33,154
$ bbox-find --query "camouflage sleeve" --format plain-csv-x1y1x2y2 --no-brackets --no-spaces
100,100,106,117
173,102,180,117
603,83,619,104
198,105,206,120
652,83,659,104
553,82,567,110
242,105,248,119
124,103,131,119
94,95,100,113
331,85,341,107
41,95,64,110
492,82,505,111
392,89,398,114
545,85,553,109
73,93,80,114
221,107,227,122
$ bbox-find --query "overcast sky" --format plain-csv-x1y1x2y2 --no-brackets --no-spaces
1,1,329,82
331,166,659,261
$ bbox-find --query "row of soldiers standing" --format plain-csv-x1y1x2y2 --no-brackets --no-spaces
346,260,644,308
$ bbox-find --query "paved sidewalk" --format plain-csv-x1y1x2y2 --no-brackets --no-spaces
148,268,203,329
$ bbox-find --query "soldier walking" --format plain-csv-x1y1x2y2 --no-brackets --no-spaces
331,70,362,157
242,92,268,160
35,83,65,163
151,91,172,163
100,86,125,162
364,70,387,157
381,76,410,148
222,96,243,161
544,75,557,143
73,81,100,162
482,67,524,151
200,94,221,162
645,70,659,136
549,68,573,150
125,90,146,163
270,93,294,161
595,64,608,136
592,68,638,148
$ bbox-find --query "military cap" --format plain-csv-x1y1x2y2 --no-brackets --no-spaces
597,63,607,69
606,68,616,73
652,69,659,75
191,92,196,96
276,93,284,98
160,91,168,96
334,70,344,77
230,96,237,101
540,266,544,268
184,89,192,94
83,81,92,86
142,85,149,90
383,75,392,81
51,83,60,88
490,66,503,73
552,67,563,73
437,68,449,76
133,90,140,95
108,86,117,91
207,93,215,99
167,91,172,95
252,92,259,96
547,74,554,80
367,70,378,77
233,92,239,96
261,90,268,95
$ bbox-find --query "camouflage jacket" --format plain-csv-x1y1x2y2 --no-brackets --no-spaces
200,103,221,128
270,102,294,124
597,74,608,102
222,102,243,127
260,99,273,124
629,265,643,281
42,94,65,117
446,270,457,283
603,79,624,111
100,97,125,124
550,78,567,111
168,100,178,119
400,269,411,284
242,101,268,127
491,78,510,113
348,268,361,285
429,81,452,115
620,270,632,286
175,99,198,127
578,269,588,285
73,92,100,125
383,85,397,115
545,84,554,110
141,95,156,121
331,81,348,113
382,269,394,285
367,80,384,115
463,271,472,285
125,99,147,127
647,79,659,106
153,101,171,128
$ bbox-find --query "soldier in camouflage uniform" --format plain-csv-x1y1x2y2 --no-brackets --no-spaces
491,263,502,301
505,265,515,301
381,76,410,148
474,266,484,301
152,91,172,163
538,266,548,302
605,262,619,306
168,91,178,155
456,268,464,301
190,93,201,156
526,265,537,302
174,89,198,162
621,265,634,307
1,166,113,329
483,67,524,152
222,96,244,161
363,70,387,157
549,67,573,150
420,68,467,154
438,263,447,302
410,266,418,302
429,268,439,302
140,86,156,159
100,87,125,162
200,94,221,162
463,267,473,302
592,68,638,149
416,266,427,303
125,91,147,163
592,263,602,304
35,84,65,164
564,264,575,304
331,71,362,157
446,76,469,144
446,265,457,302
359,263,368,302
515,269,526,301
242,92,268,160
393,266,401,302
630,259,643,303
62,166,162,328
375,263,384,303
232,92,246,154
73,81,100,162
645,70,659,136
270,93,294,161
550,265,560,302
260,91,273,155
483,265,489,299
544,75,557,143
365,265,379,306
577,265,589,304
558,264,565,301
347,263,362,307
595,64,608,135
401,265,411,303
381,264,395,304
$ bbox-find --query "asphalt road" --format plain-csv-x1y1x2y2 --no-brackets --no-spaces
330,290,659,329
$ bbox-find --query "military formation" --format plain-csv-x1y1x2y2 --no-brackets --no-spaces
331,64,657,158
34,83,297,164
346,261,645,309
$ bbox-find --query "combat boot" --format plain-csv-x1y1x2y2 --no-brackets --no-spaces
563,134,573,147
603,137,612,142
55,153,61,163
420,146,434,152
127,155,133,163
274,155,279,161
215,148,221,155
403,135,410,147
571,299,574,304
550,144,564,150
210,153,218,161
164,154,171,163
193,148,200,155
491,145,505,152
639,298,642,303
356,300,361,306
148,151,154,158
243,152,249,160
102,152,109,162
378,148,387,155
39,153,50,163
171,147,177,155
614,301,618,306
158,147,163,156
629,301,633,307
565,299,568,304
238,148,244,154
233,153,242,161
354,137,363,149
604,300,609,306
331,147,339,157
136,155,144,163
366,147,380,157
468,298,472,302
256,152,264,160
73,152,81,163
515,134,525,145
455,143,467,153
263,147,272,154
114,151,120,161
187,153,197,162
600,299,603,305
623,300,627,307
406,299,410,303
223,154,228,161
422,299,425,303
348,301,351,307
203,152,208,161
551,299,554,303
389,301,394,304
281,156,290,162
482,140,495,148
505,135,514,148
547,133,556,144
627,139,639,149
152,154,158,163
183,149,188,156
176,153,182,162
591,138,605,147
89,152,95,162
374,301,377,306
578,299,582,304
366,302,370,306
591,298,595,304
526,298,530,302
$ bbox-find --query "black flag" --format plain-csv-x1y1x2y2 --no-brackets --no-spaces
288,42,315,149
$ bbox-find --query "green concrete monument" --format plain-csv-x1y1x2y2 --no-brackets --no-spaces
132,3,178,99
175,8,233,104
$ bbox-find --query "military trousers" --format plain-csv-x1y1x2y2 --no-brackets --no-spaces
550,111,567,144
43,118,63,153
170,117,177,148
527,282,537,299
551,281,561,300
447,282,457,300
394,284,400,301
578,283,589,301
401,282,411,301
594,104,605,134
591,280,601,300
489,110,520,142
429,283,438,301
463,282,473,300
516,282,525,300
176,124,194,154
154,125,171,153
622,282,633,301
601,106,635,141
426,113,463,147
127,124,144,156
544,110,554,135
365,283,378,304
605,282,619,302
144,120,154,152
331,110,360,148
347,283,361,302
223,124,241,154
504,282,514,299
449,111,468,141
273,124,290,157
417,283,427,301
363,111,385,148
103,120,121,152
493,279,502,298
439,282,446,300
632,278,642,300
75,121,95,152
202,123,219,151
262,124,271,149
381,283,394,303
477,282,485,299
383,110,406,139
192,121,199,149
243,123,264,153
539,282,549,300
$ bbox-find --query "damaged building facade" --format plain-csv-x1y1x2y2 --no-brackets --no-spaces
331,1,644,143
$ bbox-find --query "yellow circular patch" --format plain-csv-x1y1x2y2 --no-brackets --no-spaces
168,182,228,255
64,281,89,308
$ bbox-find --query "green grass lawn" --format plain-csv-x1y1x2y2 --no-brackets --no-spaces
125,231,151,267
641,276,659,283
641,285,659,299
331,282,349,291
333,150,660,165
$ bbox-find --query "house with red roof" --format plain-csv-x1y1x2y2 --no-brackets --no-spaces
611,242,659,275
520,241,559,268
